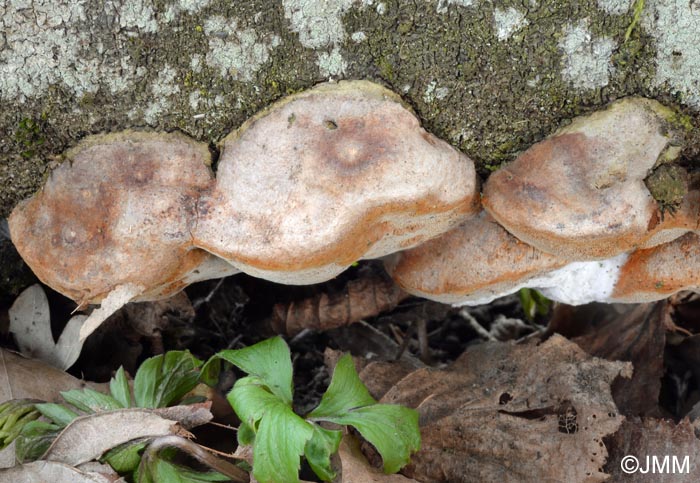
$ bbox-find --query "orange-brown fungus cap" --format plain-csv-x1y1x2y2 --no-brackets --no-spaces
612,232,700,303
194,80,479,284
483,97,685,260
385,212,567,305
9,131,216,306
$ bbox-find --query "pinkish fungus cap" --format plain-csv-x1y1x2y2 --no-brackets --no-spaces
482,97,686,260
9,131,219,307
194,80,480,284
385,212,567,305
612,232,700,303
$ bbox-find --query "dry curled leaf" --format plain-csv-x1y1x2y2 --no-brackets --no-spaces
0,349,100,403
605,417,700,482
361,335,630,483
270,273,408,335
338,434,419,483
0,460,118,482
551,302,668,417
43,408,189,466
9,284,86,370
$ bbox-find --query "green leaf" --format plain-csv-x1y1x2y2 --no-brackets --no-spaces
15,420,61,462
215,337,293,405
137,453,229,483
110,366,132,408
34,403,78,427
102,440,147,473
308,354,420,474
304,425,342,481
319,405,420,474
134,351,203,408
0,400,41,449
252,401,314,483
227,376,314,483
237,421,255,446
307,355,376,419
60,388,122,413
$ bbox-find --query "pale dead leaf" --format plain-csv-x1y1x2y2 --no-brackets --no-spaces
0,348,102,403
363,334,630,483
338,435,419,483
0,460,114,482
605,418,700,482
43,409,178,466
79,284,144,342
153,402,213,429
0,441,17,469
77,461,123,482
9,284,86,370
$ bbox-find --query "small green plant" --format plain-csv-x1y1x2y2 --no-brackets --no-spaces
518,288,552,321
12,351,227,482
205,336,421,483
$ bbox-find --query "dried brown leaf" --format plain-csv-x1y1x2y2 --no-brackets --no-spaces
270,273,408,335
551,302,667,416
605,418,700,481
338,435,419,483
9,284,86,370
369,335,629,483
43,409,179,466
0,348,101,403
0,460,116,482
79,284,144,342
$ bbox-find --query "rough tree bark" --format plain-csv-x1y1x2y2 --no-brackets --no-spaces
1,0,699,294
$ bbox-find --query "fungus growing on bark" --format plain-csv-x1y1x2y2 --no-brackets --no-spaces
193,80,480,284
482,97,687,260
8,131,230,338
385,212,567,305
612,232,700,303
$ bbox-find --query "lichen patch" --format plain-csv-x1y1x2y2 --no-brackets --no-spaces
559,20,616,90
203,15,281,81
143,65,181,125
596,0,633,15
436,0,475,14
643,0,700,108
0,0,156,102
493,7,528,41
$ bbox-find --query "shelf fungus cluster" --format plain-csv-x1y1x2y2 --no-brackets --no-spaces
9,80,479,339
7,81,698,339
388,96,698,306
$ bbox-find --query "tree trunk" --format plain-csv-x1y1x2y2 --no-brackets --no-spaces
1,0,699,293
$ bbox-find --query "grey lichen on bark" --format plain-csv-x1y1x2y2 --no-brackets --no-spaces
1,0,699,219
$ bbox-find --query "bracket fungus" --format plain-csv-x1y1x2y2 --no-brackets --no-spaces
385,212,567,305
482,97,688,260
8,131,238,338
612,232,700,303
193,80,479,284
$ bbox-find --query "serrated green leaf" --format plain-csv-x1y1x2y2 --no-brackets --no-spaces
134,351,203,408
15,420,61,462
60,388,122,413
102,440,147,473
34,403,78,427
237,421,255,446
307,354,376,419
110,366,132,408
319,405,420,473
304,425,342,481
215,337,293,405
